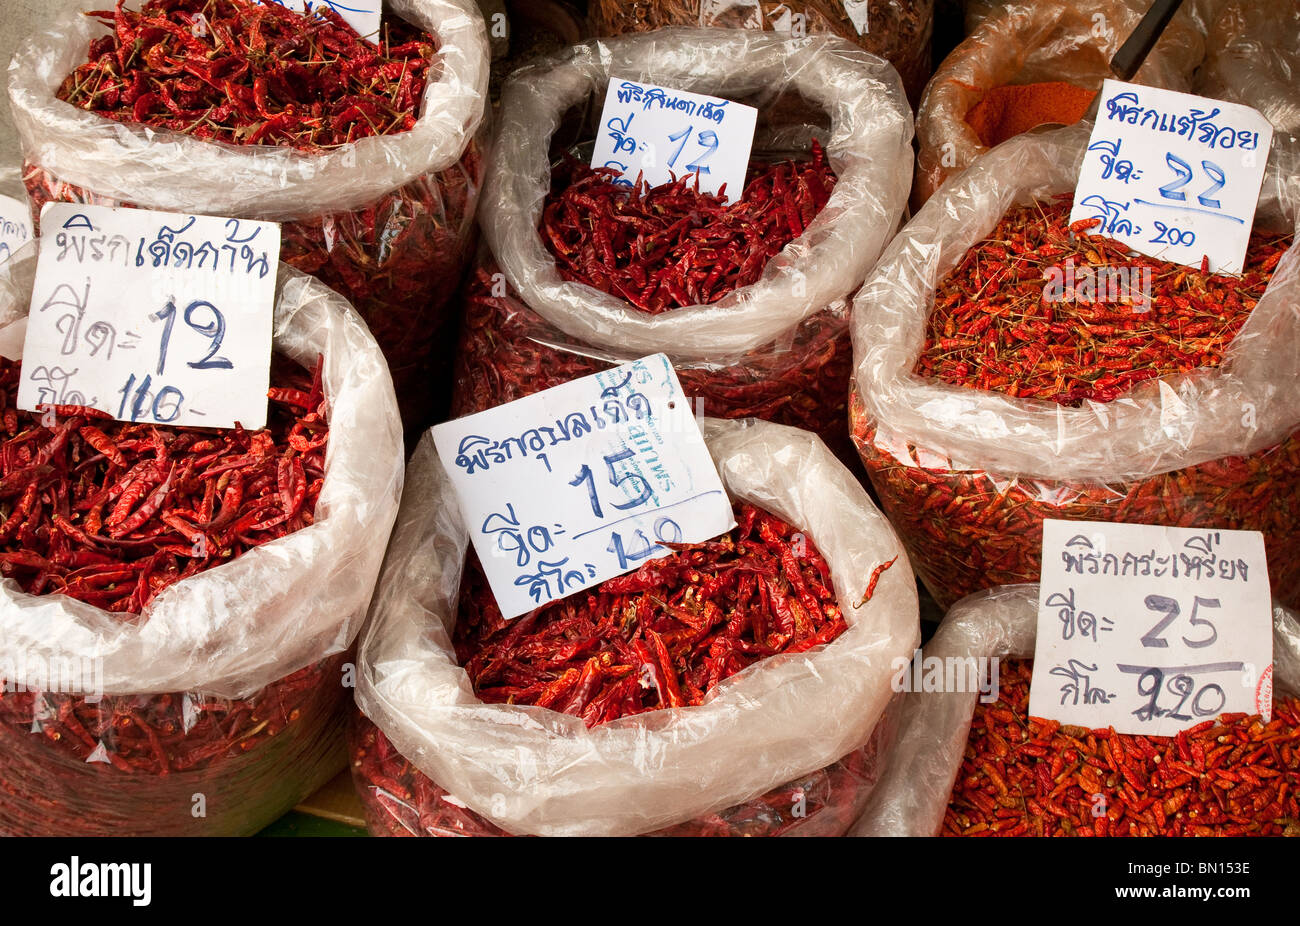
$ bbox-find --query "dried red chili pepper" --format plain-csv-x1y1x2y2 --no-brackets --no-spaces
349,709,888,837
0,352,342,836
944,658,1300,837
31,0,485,433
541,147,836,313
454,146,851,453
350,500,896,835
851,195,1300,610
912,196,1288,406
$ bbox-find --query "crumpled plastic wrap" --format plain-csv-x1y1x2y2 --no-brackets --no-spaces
455,29,911,458
353,417,919,837
850,123,1300,610
852,585,1300,836
913,0,1204,206
1198,0,1300,137
8,0,490,434
0,250,404,835
588,1,933,105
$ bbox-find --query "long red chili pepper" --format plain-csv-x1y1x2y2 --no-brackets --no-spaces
0,351,337,836
33,0,485,434
540,145,836,313
945,658,1300,837
58,0,437,151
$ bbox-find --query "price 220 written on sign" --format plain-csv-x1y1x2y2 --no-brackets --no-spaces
18,204,280,431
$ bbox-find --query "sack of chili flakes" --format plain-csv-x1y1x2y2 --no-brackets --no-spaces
453,29,911,464
350,418,918,837
850,123,1300,613
852,586,1300,836
0,250,404,836
912,0,1204,207
7,0,490,435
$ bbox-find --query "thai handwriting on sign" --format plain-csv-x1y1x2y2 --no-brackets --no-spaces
255,0,381,39
0,194,33,267
591,78,759,202
1070,79,1273,275
17,204,280,430
432,354,736,620
1030,519,1273,737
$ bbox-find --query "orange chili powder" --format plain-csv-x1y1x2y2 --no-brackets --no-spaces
965,81,1098,148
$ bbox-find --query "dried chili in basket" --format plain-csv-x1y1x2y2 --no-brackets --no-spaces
944,658,1300,837
32,0,485,434
453,147,854,460
0,352,345,836
349,708,887,836
350,502,896,835
588,0,934,105
851,195,1300,610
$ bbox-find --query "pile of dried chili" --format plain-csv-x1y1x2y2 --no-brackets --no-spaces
349,500,896,835
587,0,934,105
945,658,1300,837
0,353,346,836
27,0,486,434
851,195,1300,610
454,147,854,459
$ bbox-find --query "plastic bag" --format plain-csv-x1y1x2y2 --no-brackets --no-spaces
588,0,933,106
1198,0,1300,137
455,29,911,461
853,585,1300,836
850,123,1300,611
8,0,490,435
352,417,918,837
0,251,405,835
913,0,1204,206
0,167,31,269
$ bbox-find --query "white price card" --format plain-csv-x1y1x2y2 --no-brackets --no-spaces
19,203,280,430
1030,519,1274,737
591,78,759,202
1071,79,1273,275
257,0,381,40
0,195,33,267
432,354,736,620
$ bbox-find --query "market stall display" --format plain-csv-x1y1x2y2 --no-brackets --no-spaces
0,250,404,836
453,29,911,461
588,0,933,106
912,0,1203,206
8,0,490,434
853,585,1300,837
850,123,1300,612
351,417,918,837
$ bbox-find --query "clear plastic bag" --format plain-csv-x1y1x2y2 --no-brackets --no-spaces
456,29,911,460
1198,0,1300,137
852,585,1300,836
8,0,490,434
353,418,919,837
913,0,1204,206
850,123,1300,611
0,250,405,835
588,1,933,105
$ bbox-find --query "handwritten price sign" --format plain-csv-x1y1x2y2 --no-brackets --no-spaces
256,0,381,40
19,204,280,430
590,78,759,203
1071,79,1273,275
0,195,33,267
432,354,736,620
1030,519,1274,737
